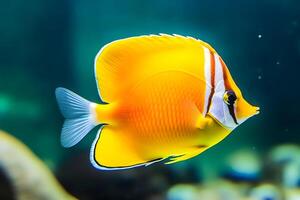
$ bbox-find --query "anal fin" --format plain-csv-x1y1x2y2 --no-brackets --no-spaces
90,127,163,170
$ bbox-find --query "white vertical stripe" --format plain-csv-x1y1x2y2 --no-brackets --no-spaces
203,47,211,115
214,54,237,128
214,54,225,90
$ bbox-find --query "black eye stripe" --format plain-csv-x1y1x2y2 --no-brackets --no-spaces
224,90,238,125
228,104,238,125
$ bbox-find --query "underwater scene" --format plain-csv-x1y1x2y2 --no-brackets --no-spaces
0,0,300,199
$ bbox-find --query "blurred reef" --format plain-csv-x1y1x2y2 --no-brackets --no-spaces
0,130,75,200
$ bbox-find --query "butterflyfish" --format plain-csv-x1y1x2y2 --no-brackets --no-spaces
55,34,259,170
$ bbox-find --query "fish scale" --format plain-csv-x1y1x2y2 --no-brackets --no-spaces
115,71,204,151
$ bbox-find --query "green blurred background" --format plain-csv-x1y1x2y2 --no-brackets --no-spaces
0,0,299,199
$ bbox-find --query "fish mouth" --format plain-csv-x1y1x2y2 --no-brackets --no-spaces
255,107,260,115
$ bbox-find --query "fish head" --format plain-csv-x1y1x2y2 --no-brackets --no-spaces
208,60,259,130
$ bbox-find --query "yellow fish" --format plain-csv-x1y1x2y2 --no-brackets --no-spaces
55,34,259,170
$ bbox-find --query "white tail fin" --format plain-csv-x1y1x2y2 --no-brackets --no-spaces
55,87,98,148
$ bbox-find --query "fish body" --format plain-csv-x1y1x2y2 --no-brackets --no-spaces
56,34,259,170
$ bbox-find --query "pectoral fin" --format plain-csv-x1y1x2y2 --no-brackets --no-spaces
195,115,211,130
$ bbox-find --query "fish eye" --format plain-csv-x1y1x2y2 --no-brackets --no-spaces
223,90,237,105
